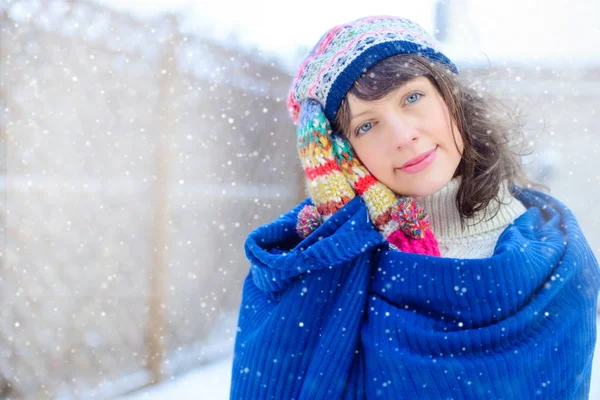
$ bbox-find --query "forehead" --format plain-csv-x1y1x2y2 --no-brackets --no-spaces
348,75,433,109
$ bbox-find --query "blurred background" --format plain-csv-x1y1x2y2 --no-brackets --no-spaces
0,0,598,399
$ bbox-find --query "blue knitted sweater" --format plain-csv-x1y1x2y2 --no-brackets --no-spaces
231,189,600,399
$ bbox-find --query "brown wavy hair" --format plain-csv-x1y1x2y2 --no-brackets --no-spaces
332,54,539,224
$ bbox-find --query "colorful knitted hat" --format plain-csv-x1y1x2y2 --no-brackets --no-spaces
289,16,457,256
288,15,459,125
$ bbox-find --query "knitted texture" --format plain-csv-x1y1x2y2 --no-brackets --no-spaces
417,177,528,258
287,15,459,124
295,99,439,256
232,189,600,399
296,205,323,238
289,15,454,256
295,100,355,221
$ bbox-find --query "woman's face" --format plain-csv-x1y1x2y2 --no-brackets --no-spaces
346,76,464,197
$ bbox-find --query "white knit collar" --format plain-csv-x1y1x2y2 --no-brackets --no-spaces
416,177,527,241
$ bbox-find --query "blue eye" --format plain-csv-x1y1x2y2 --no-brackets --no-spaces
406,92,421,104
356,121,373,136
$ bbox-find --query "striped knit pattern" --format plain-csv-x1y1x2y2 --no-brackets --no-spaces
287,15,458,124
296,100,439,255
289,16,454,254
331,134,426,240
296,99,355,221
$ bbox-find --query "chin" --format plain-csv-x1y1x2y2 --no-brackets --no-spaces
407,188,439,197
392,176,452,198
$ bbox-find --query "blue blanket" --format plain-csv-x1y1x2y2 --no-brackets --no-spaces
231,189,600,399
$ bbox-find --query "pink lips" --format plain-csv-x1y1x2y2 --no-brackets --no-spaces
398,146,438,174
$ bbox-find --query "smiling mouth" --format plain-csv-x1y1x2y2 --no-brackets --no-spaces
397,146,438,174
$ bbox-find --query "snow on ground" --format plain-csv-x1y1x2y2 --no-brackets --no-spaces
119,357,232,399
121,317,600,399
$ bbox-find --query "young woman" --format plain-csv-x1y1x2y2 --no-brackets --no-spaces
231,16,600,399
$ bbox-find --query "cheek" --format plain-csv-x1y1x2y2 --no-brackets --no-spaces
438,100,462,151
443,117,464,157
353,141,383,172
453,124,465,155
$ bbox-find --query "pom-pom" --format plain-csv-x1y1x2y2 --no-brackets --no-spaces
390,198,431,239
296,205,323,238
387,229,440,256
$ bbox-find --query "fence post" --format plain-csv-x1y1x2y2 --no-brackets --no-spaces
146,13,179,385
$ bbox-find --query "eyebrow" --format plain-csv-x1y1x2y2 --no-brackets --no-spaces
350,109,371,122
349,78,423,122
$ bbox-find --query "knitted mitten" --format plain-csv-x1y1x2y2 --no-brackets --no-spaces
296,99,440,256
296,100,356,223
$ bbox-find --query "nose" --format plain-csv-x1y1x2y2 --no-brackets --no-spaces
388,114,419,148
